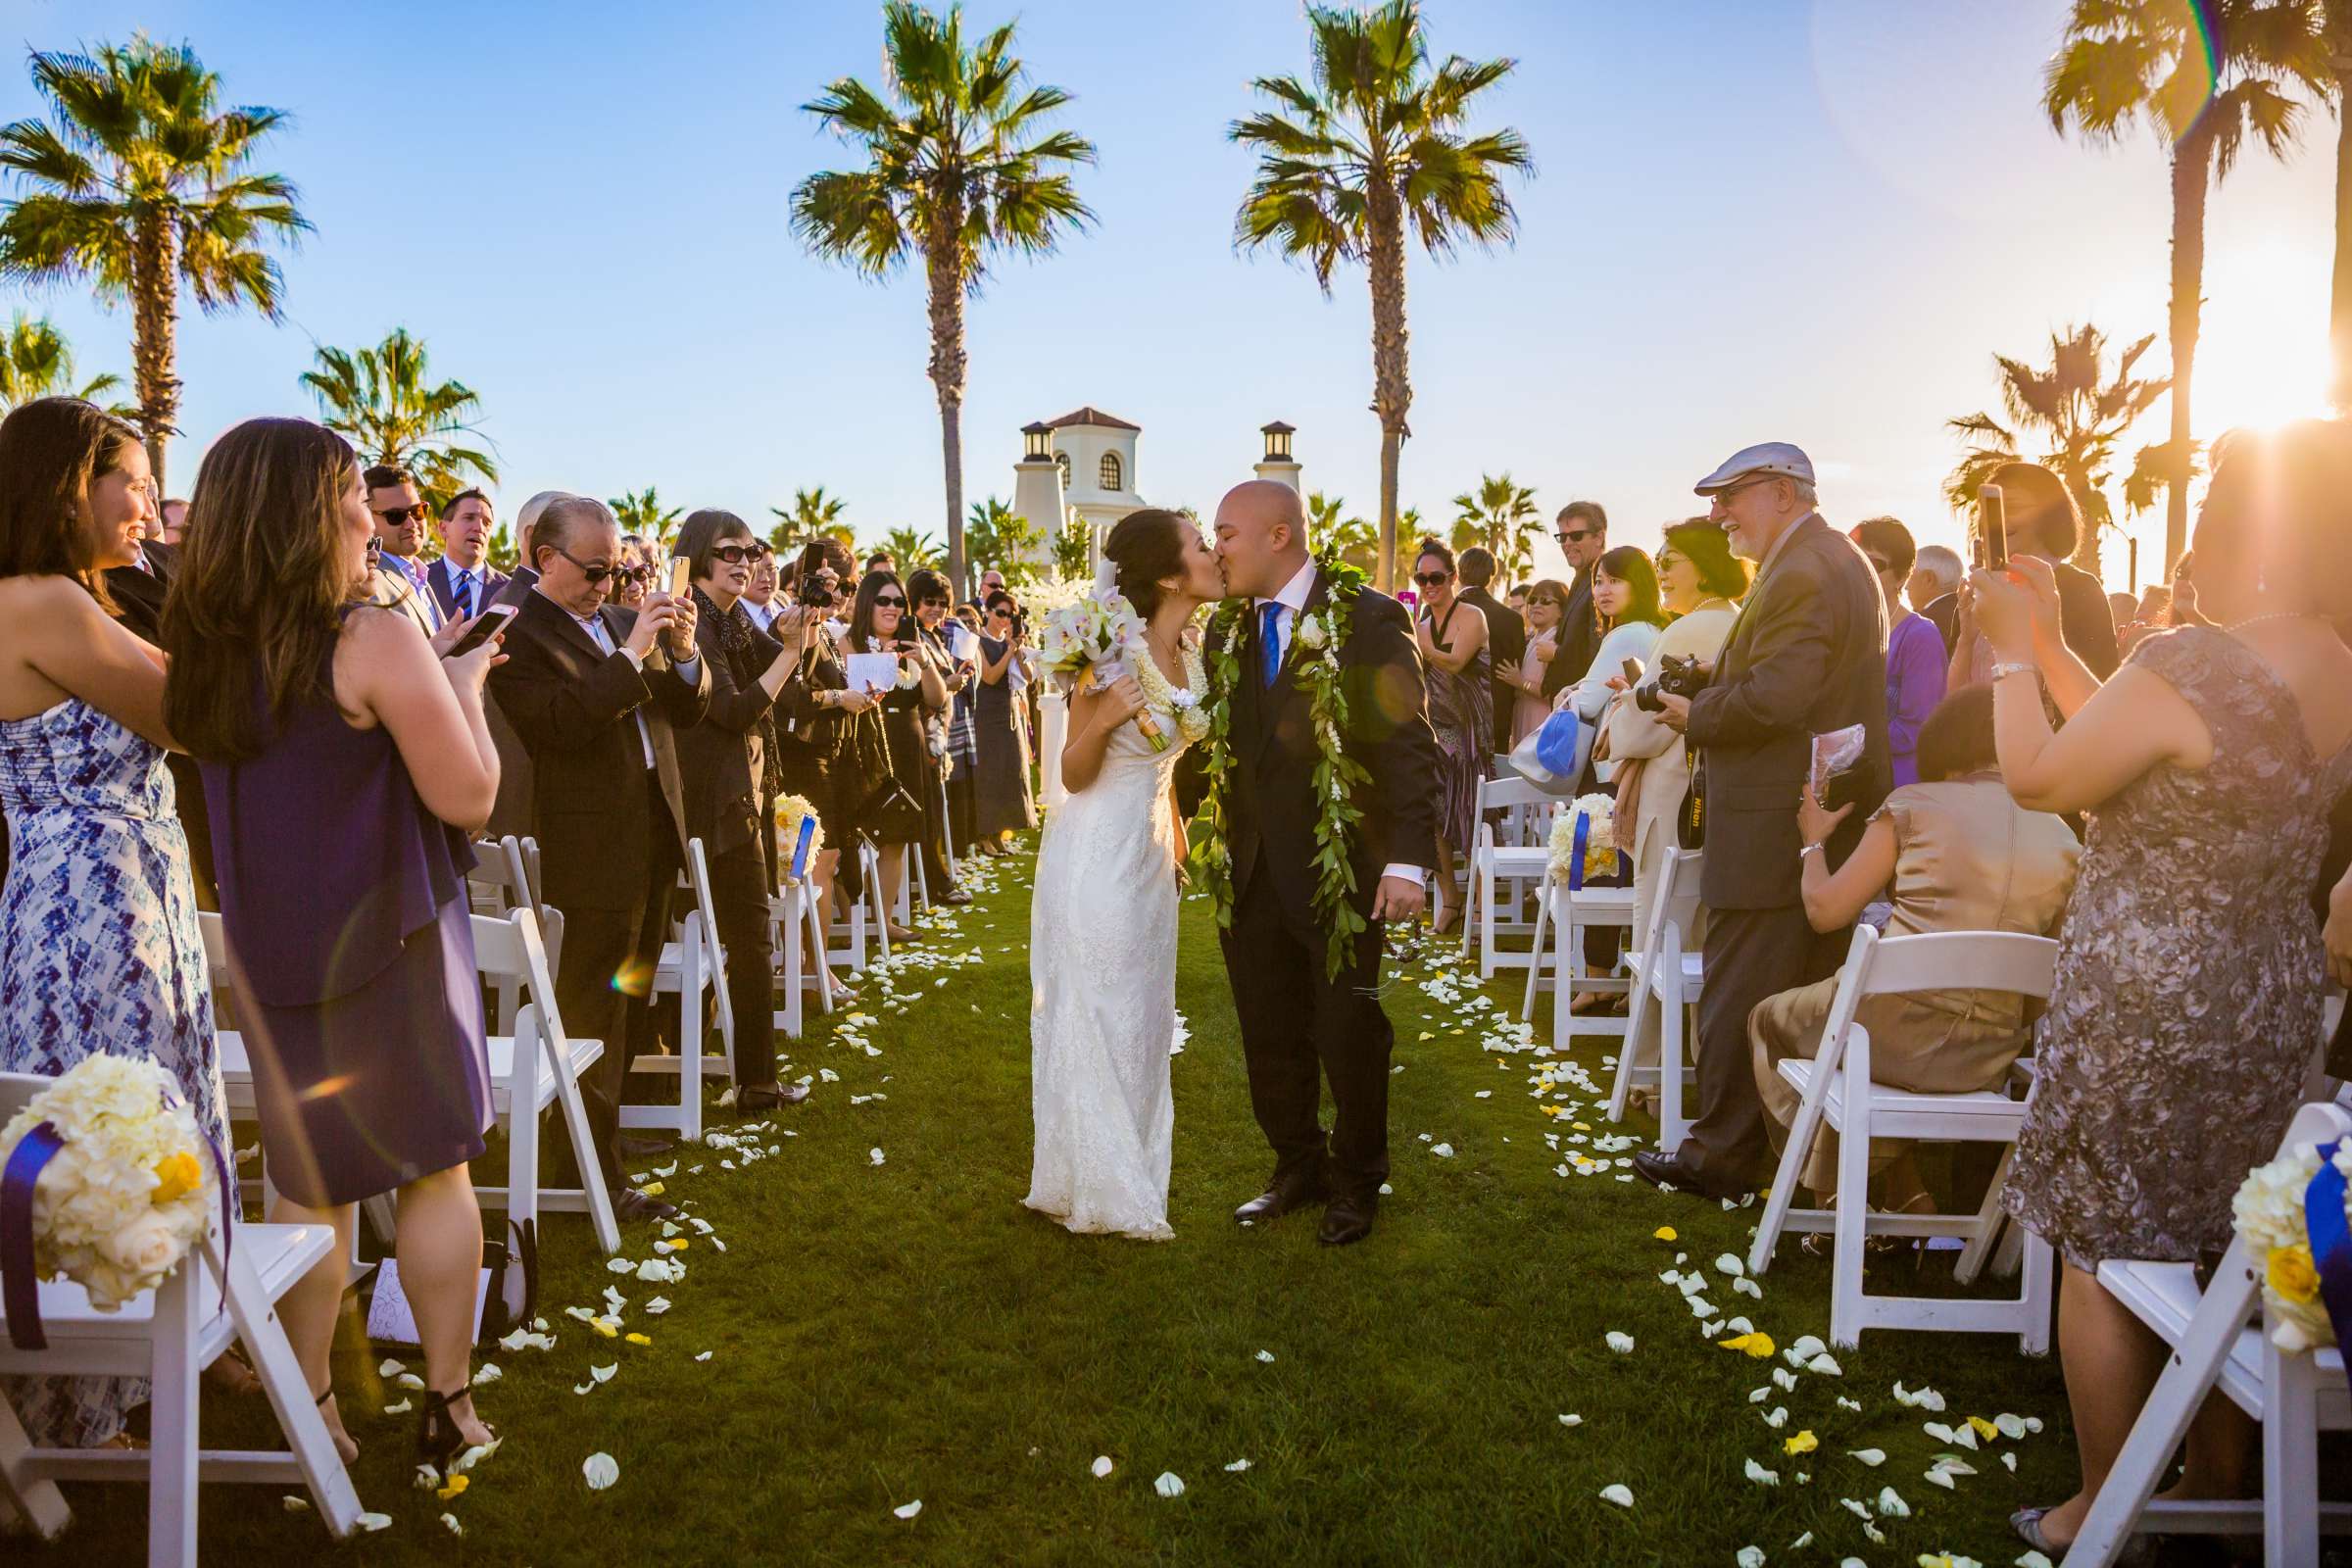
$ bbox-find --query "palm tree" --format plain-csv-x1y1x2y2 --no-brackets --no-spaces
791,2,1095,598
1448,471,1540,579
1231,0,1532,592
0,37,309,490
878,525,944,570
2327,0,2352,409
1944,322,2174,574
610,487,681,547
963,494,1042,585
768,484,851,554
2046,0,2328,568
0,310,126,413
1051,514,1093,579
300,327,497,511
1305,489,1378,573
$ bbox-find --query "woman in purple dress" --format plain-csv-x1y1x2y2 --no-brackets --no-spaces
161,418,507,1465
1850,516,1945,786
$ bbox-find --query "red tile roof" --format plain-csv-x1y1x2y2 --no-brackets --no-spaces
1042,406,1141,432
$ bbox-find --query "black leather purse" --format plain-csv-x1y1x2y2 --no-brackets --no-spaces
855,709,928,843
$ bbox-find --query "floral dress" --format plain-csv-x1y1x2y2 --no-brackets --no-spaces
1423,603,1493,858
2003,627,2352,1269
1,698,223,1446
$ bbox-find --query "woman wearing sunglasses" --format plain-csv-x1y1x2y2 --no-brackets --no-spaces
774,538,877,979
847,568,949,939
906,567,973,904
1411,538,1490,933
973,589,1038,855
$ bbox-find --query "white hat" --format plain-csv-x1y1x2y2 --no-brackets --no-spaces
1693,442,1814,496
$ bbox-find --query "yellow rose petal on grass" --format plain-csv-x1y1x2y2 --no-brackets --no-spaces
1783,1429,1818,1456
1967,1415,1999,1441
1717,1331,1777,1359
637,1182,664,1197
1652,1226,1678,1242
436,1474,468,1500
624,1333,652,1347
2267,1243,2321,1304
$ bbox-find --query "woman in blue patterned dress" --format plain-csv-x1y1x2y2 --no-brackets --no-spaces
0,397,222,1449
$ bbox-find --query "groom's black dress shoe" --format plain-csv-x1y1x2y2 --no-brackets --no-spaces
1234,1175,1329,1225
1630,1149,1756,1202
1317,1192,1376,1247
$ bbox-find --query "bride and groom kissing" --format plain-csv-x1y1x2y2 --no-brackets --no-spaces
1025,480,1441,1247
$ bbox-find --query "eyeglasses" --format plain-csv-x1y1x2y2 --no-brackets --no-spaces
1710,477,1776,507
990,608,1012,620
1557,527,1597,545
873,594,906,609
371,505,425,526
1863,555,1895,574
610,564,653,586
710,543,768,565
920,596,950,610
551,545,627,585
1413,571,1450,587
1654,553,1683,572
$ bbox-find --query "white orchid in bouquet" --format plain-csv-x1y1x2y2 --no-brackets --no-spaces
2231,1136,2352,1352
1035,588,1168,752
1548,795,1622,888
0,1054,218,1311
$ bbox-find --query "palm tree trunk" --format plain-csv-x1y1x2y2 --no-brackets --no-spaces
925,215,971,598
2164,131,2211,573
2331,35,2352,411
129,214,180,492
1365,185,1411,596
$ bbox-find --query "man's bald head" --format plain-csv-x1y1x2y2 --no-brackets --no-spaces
1212,479,1308,600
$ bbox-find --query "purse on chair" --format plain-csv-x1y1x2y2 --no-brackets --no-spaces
855,711,929,843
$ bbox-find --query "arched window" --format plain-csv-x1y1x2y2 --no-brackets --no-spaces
1054,451,1071,488
1099,451,1123,492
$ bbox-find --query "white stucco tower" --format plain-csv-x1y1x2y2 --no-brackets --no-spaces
1010,421,1066,574
1253,420,1301,492
1044,407,1147,539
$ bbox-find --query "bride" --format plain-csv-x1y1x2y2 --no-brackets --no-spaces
1026,509,1224,1240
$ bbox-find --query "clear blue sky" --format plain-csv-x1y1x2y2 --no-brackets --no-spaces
2,0,2337,589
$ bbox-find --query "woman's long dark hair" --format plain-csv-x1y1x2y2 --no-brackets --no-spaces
0,396,142,612
161,417,361,762
1594,544,1665,628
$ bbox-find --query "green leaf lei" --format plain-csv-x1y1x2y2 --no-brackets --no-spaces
1190,554,1373,982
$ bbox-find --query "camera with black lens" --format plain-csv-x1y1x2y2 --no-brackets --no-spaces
795,575,835,609
1634,652,1707,712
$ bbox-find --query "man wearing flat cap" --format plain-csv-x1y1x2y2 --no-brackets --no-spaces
1632,443,1889,1200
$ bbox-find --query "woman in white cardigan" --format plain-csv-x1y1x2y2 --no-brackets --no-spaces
1556,546,1669,736
1596,521,1753,951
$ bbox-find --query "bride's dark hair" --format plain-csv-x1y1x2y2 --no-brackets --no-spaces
1103,508,1193,618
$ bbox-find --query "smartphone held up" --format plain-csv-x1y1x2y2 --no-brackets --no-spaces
1975,483,2007,572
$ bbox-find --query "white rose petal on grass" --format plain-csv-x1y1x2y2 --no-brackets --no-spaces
1092,1455,1114,1479
356,1511,392,1532
1875,1486,1909,1518
1845,1447,1886,1467
1153,1472,1186,1498
2018,1551,2055,1568
470,1362,502,1386
1805,1352,1841,1377
1737,1548,1766,1568
377,1358,407,1378
1224,1457,1251,1472
869,1148,886,1167
1743,1458,1780,1486
1597,1484,1635,1508
1255,1349,1276,1363
582,1452,619,1491
1995,1412,2030,1440
1430,1143,1454,1157
442,1513,464,1537
1604,1331,1635,1353
1557,1413,1582,1427
894,1500,922,1520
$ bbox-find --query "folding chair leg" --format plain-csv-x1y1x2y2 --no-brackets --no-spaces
1953,1144,2015,1287
147,1260,200,1568
679,922,706,1144
2263,1340,2321,1567
220,1238,362,1536
1657,964,1688,1152
1520,887,1550,1022
0,1382,70,1539
550,1031,620,1253
1829,1035,1873,1348
2018,1231,2053,1356
1748,1087,1825,1277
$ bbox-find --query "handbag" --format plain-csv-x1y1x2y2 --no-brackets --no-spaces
855,709,928,843
1506,707,1592,797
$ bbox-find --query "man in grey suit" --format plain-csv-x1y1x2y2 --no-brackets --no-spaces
364,464,442,637
1632,443,1889,1200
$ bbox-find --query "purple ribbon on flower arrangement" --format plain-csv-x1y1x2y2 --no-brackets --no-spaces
2309,1139,2352,1397
1568,810,1592,893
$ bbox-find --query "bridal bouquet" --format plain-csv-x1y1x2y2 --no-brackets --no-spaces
1035,589,1166,752
0,1054,218,1313
2230,1134,2352,1353
1547,795,1622,890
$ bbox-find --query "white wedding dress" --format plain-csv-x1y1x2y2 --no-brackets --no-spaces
1025,694,1193,1241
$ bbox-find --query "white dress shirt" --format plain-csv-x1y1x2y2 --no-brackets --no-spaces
1253,558,1425,885
563,602,700,771
743,597,779,633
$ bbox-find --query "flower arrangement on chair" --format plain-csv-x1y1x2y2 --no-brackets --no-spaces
1547,794,1622,890
2231,1133,2352,1356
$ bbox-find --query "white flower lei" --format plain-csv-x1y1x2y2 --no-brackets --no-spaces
1132,641,1212,743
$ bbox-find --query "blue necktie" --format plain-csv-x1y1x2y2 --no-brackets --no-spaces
1259,601,1283,688
453,568,475,618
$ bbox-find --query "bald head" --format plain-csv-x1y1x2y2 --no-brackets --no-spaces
1213,480,1308,600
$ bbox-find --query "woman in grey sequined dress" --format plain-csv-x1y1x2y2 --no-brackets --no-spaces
1973,421,2352,1556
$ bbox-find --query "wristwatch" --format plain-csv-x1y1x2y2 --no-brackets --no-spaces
1799,842,1825,860
1990,660,2036,682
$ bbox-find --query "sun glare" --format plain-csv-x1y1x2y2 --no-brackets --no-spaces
2185,240,2334,439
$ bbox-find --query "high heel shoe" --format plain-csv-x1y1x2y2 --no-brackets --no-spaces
314,1386,359,1464
417,1387,492,1465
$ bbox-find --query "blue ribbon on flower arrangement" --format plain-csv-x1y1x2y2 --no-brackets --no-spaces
2,1121,66,1350
2309,1139,2352,1396
1569,810,1592,893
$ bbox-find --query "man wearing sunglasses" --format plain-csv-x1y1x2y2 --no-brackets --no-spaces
363,464,443,636
1548,501,1608,708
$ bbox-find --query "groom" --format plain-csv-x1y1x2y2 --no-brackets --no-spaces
1205,481,1440,1246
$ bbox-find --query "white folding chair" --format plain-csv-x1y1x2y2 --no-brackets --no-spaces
466,835,535,1031
628,838,736,1143
1603,847,1705,1150
1463,777,1561,974
0,1072,364,1565
826,840,892,973
2067,1101,2352,1567
1745,925,2059,1352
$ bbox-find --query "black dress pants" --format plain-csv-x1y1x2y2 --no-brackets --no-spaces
1682,904,1849,1188
1219,861,1393,1200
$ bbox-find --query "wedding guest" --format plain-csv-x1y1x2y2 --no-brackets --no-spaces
1413,537,1491,933
157,494,190,546
1852,516,1946,786
169,416,507,1464
865,549,894,576
1556,545,1666,730
100,505,216,906
0,396,221,1453
489,495,709,1220
979,567,1005,599
1984,420,2352,1556
1507,583,1531,619
775,538,876,937
426,487,507,623
848,569,950,936
1909,543,1964,654
513,489,568,569
1634,442,1889,1202
1547,502,1608,705
482,491,572,841
2166,549,2212,627
973,589,1038,854
1751,685,2078,1212
1947,461,2119,693
907,566,973,903
1456,545,1524,759
1504,578,1567,747
2115,581,2174,657
364,464,441,636
742,549,782,633
674,509,813,1114
1600,520,1749,952
938,585,986,860
608,556,652,611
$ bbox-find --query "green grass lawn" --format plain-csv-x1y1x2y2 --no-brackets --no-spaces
32,841,2076,1566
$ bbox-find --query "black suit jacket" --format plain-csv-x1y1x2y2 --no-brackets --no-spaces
675,605,791,861
1546,564,1600,705
488,590,710,913
1686,514,1889,911
425,558,509,624
1206,574,1442,921
1460,584,1526,753
100,542,217,905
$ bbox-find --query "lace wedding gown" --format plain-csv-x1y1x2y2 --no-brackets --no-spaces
1026,699,1192,1241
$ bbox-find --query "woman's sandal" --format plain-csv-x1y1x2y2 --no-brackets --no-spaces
417,1387,494,1466
314,1386,359,1464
